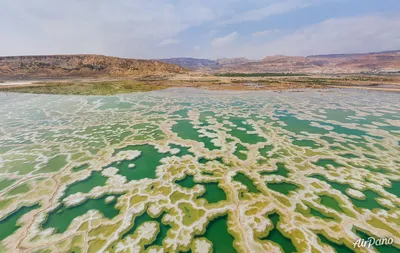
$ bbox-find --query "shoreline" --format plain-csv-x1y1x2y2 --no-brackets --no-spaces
0,74,399,95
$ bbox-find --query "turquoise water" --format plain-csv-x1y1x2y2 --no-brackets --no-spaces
317,234,353,253
260,213,297,253
62,171,107,199
176,175,227,203
42,195,119,233
200,215,236,253
0,89,399,252
233,173,260,194
267,182,299,196
106,144,168,181
0,204,39,241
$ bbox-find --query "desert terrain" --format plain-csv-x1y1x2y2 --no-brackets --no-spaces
1,51,400,94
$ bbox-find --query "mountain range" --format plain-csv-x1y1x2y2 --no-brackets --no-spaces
1,50,399,80
159,50,400,74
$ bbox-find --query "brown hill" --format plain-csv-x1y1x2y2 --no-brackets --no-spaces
216,57,250,66
0,54,185,79
220,50,400,74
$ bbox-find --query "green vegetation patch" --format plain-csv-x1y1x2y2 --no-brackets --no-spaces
179,202,205,227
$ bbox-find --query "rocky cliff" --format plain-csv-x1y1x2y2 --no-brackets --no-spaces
0,54,185,79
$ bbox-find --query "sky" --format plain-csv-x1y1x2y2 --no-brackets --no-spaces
1,0,400,59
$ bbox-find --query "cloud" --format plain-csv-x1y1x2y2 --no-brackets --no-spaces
255,15,400,56
219,0,320,25
211,32,239,47
0,0,217,58
0,1,399,59
206,29,219,37
158,39,181,46
252,29,280,37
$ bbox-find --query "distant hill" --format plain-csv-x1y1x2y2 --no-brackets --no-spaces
224,50,400,74
216,58,250,66
0,54,185,79
157,57,221,70
159,50,400,74
157,57,253,71
308,50,400,58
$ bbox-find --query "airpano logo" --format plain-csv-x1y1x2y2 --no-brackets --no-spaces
353,237,394,248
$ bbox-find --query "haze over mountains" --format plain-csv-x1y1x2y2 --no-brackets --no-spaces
159,50,400,74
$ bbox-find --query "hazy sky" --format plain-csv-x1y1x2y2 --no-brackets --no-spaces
1,0,400,59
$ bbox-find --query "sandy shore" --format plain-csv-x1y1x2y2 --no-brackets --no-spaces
0,80,38,86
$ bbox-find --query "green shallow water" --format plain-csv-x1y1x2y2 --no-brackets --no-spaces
233,173,260,194
172,120,220,151
0,89,399,252
224,117,266,144
62,171,108,199
320,195,345,213
311,174,389,210
107,144,168,181
260,163,290,177
176,175,227,203
317,234,354,253
42,195,119,233
200,215,236,253
234,143,248,160
121,210,171,249
267,182,299,196
260,213,297,253
0,204,40,241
